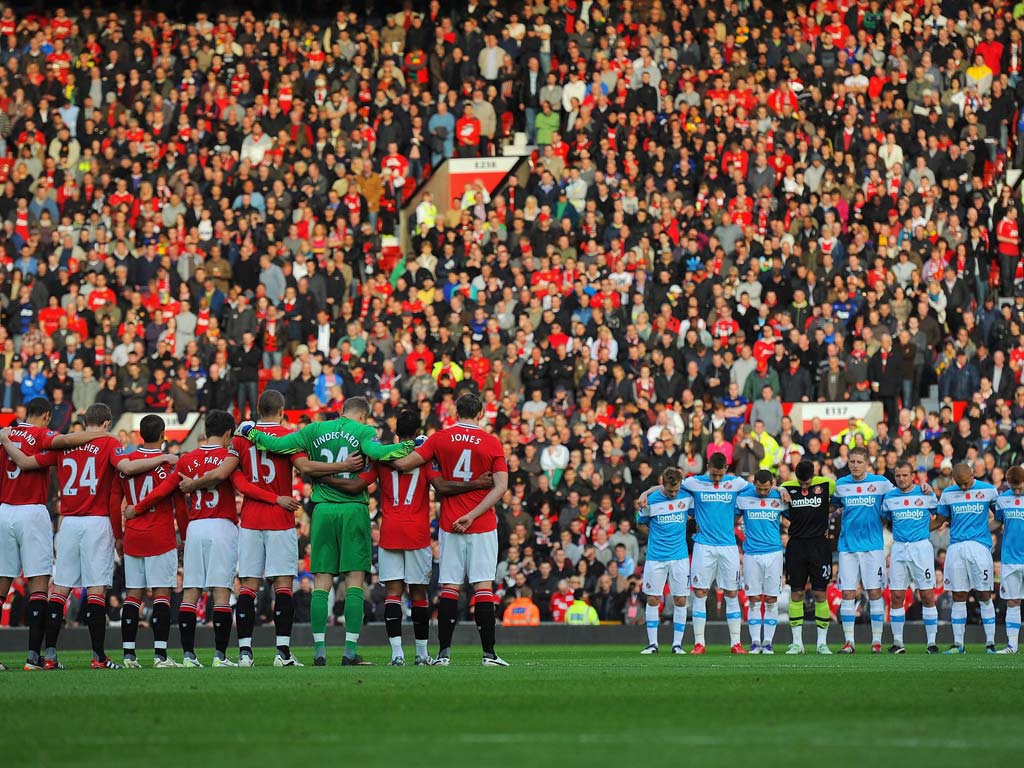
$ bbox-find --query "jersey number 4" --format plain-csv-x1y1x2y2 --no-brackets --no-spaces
453,449,473,482
61,457,98,496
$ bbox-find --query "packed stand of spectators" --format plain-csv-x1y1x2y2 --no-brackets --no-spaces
2,0,1024,629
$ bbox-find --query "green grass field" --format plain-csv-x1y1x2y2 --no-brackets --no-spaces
3,645,1023,767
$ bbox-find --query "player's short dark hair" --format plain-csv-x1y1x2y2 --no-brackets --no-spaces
84,403,112,427
258,389,285,419
342,396,370,418
204,410,235,439
456,393,483,419
894,460,915,474
662,467,683,485
139,414,165,444
1008,466,1024,484
25,397,52,419
708,451,728,471
795,461,814,482
754,469,775,485
849,446,869,460
395,410,420,441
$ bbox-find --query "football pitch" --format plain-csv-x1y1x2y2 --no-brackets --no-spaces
3,644,1022,767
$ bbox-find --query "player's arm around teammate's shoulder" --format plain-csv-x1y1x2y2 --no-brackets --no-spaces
126,462,185,518
389,430,432,472
178,452,240,493
432,470,494,496
49,427,116,450
240,422,308,454
0,429,46,470
115,450,178,477
320,474,372,493
293,452,365,477
636,484,664,508
229,469,300,511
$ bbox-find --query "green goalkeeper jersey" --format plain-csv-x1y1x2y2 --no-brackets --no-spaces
249,417,414,504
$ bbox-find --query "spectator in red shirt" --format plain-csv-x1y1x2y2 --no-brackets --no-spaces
455,103,481,158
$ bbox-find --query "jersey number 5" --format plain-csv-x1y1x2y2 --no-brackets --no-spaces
248,446,276,483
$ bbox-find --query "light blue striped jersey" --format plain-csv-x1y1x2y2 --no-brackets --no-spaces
994,489,1024,565
880,486,938,543
637,489,693,562
735,486,784,555
682,474,750,547
834,474,894,552
937,481,998,547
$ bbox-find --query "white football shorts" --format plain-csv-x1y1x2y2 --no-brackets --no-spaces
743,551,784,597
54,516,115,588
838,550,887,591
438,529,497,585
0,503,53,578
238,527,297,579
642,558,690,598
1000,562,1024,600
690,543,740,591
183,518,238,589
125,549,178,589
888,540,936,592
379,546,433,585
944,540,994,593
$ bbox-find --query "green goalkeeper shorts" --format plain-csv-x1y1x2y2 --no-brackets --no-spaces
310,502,372,575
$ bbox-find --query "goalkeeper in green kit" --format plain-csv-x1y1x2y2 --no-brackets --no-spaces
237,396,414,666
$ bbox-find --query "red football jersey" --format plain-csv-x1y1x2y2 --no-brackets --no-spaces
1,423,58,505
54,436,124,521
414,423,507,534
139,444,241,528
119,447,184,557
137,444,281,535
232,423,305,531
361,460,438,550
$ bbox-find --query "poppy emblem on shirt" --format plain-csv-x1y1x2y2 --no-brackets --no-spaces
802,489,809,496
1016,499,1021,506
857,486,862,493
904,499,910,506
966,492,972,500
760,499,767,507
668,504,675,511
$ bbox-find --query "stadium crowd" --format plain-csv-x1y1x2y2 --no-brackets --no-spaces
2,0,1024,634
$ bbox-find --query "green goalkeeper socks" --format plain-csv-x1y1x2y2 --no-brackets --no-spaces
343,587,364,659
312,589,329,659
789,600,805,628
815,600,830,629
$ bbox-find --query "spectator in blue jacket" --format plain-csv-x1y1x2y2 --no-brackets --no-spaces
940,350,981,401
20,360,47,401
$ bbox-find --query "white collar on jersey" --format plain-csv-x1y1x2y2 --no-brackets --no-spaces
455,422,481,429
199,444,222,450
136,447,163,454
256,421,280,427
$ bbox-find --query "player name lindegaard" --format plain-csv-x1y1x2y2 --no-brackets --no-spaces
311,430,361,450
